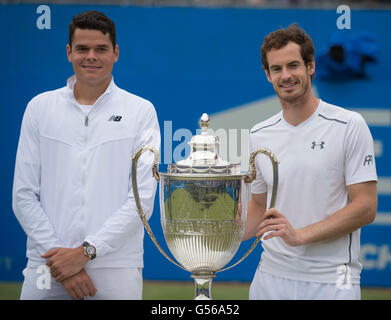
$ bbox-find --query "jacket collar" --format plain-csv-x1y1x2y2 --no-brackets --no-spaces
63,74,117,104
62,75,118,119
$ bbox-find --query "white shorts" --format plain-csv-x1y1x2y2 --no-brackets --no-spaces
249,269,360,300
20,266,143,300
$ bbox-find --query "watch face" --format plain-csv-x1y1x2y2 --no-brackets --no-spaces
86,246,96,255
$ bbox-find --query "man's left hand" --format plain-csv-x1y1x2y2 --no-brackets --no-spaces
42,246,90,282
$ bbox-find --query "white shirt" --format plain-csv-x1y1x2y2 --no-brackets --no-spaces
13,75,160,269
249,100,377,283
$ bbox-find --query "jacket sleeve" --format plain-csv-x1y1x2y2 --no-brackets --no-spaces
84,102,160,257
12,99,63,255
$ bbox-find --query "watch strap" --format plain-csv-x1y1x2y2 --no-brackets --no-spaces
82,241,96,260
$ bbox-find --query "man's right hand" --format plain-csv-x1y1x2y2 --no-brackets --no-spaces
61,268,97,299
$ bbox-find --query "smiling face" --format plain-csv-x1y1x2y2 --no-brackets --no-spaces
264,41,315,104
66,28,119,87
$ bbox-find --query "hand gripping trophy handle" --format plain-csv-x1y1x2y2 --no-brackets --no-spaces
218,147,279,273
131,145,187,271
131,144,279,274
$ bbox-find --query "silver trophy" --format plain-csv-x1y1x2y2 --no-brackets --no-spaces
132,113,279,300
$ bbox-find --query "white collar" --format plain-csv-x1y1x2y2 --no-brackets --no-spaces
64,74,116,100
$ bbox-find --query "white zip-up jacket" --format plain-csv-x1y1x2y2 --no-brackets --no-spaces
13,75,160,269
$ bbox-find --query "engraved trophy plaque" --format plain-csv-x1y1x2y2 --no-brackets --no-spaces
132,113,279,300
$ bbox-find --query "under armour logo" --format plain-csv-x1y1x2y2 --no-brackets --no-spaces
108,115,122,122
363,155,374,166
311,141,325,149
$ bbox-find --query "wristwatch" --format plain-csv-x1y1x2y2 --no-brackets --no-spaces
82,241,96,260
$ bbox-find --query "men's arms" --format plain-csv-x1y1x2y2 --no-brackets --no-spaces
243,192,267,241
12,100,63,253
42,246,90,282
256,180,377,246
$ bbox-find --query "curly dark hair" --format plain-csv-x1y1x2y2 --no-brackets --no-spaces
261,24,314,78
69,11,116,50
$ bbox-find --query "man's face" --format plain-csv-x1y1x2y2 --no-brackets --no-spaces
264,41,314,103
67,28,119,86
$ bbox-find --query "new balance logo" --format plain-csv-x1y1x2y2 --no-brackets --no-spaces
311,141,325,149
363,155,373,166
108,115,122,122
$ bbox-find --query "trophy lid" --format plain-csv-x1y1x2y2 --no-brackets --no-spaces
169,113,240,174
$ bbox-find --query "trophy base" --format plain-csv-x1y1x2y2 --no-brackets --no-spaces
191,271,216,300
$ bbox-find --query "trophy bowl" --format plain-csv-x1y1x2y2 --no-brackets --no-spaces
132,113,278,300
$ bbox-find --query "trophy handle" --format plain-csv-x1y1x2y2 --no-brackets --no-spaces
132,145,186,271
218,147,279,273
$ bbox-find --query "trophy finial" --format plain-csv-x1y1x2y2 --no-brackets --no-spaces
200,113,210,133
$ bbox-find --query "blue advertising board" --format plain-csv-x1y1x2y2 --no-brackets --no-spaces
0,4,390,287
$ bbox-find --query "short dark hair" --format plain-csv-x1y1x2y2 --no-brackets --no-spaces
69,11,116,49
261,24,314,77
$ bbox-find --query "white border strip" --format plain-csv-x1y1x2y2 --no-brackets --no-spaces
350,109,391,127
378,177,391,195
372,212,391,226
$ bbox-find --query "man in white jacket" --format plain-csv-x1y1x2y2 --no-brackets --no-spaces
12,11,160,299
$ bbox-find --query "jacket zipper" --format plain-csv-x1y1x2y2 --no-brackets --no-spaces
85,116,89,127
